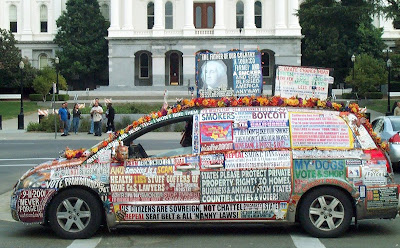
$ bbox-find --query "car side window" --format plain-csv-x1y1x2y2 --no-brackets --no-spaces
128,119,193,159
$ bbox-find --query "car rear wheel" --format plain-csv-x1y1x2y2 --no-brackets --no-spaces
298,187,353,238
48,189,102,239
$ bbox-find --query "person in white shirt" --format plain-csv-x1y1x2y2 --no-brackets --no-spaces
90,101,103,136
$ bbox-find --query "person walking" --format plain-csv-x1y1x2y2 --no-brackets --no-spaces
91,101,103,136
72,103,81,134
58,102,69,136
106,102,115,133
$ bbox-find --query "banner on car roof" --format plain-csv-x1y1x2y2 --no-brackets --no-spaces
195,50,263,98
274,65,333,100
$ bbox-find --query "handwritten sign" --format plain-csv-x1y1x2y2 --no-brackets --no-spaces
290,113,353,149
275,65,333,100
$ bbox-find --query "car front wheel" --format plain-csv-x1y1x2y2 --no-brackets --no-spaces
299,187,353,238
48,189,102,239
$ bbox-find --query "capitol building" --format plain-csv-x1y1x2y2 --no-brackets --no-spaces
0,0,398,90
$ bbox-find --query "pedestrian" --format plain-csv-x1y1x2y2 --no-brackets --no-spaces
58,102,69,136
392,101,398,115
394,102,400,116
88,98,102,134
66,102,71,135
106,102,115,133
72,103,81,134
90,101,103,136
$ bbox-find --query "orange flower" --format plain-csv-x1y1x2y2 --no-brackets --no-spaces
132,120,139,127
102,141,108,147
176,104,182,112
189,100,195,107
202,99,209,107
182,99,190,106
231,100,238,106
218,100,225,107
242,97,250,106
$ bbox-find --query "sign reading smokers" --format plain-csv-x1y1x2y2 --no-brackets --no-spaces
274,65,333,100
196,50,263,98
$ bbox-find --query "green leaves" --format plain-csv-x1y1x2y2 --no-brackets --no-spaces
298,0,386,85
345,54,387,96
33,67,67,101
54,0,108,88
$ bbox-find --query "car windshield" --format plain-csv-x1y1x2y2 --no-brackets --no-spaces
390,118,400,131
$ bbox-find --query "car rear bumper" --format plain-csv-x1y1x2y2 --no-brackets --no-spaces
356,185,400,220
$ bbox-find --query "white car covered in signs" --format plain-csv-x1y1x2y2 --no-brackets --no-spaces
10,103,400,239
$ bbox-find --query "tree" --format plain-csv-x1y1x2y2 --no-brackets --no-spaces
0,28,37,90
54,0,108,89
368,0,400,28
298,0,386,86
33,67,67,101
345,53,387,96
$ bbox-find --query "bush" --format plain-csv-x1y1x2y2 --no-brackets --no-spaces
115,116,133,131
78,117,91,132
341,93,357,99
363,92,383,99
58,94,69,101
27,122,41,131
29,94,43,101
45,94,58,101
29,94,69,101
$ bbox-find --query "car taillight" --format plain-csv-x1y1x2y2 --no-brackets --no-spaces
388,133,400,144
364,149,392,174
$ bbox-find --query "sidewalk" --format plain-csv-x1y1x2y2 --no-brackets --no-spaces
0,113,102,140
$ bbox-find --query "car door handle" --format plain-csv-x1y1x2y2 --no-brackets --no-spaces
176,164,196,170
204,164,224,169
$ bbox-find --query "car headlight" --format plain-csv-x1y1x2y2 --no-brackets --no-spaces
17,171,51,190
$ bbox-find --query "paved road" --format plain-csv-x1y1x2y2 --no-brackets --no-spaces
0,136,399,248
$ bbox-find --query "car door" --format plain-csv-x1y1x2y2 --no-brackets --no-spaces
198,107,292,221
110,115,201,222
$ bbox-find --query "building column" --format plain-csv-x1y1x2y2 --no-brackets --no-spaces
183,54,195,89
109,44,135,87
122,0,133,30
152,54,166,86
275,0,287,35
288,0,301,33
183,0,195,36
153,0,164,36
53,0,62,33
214,0,225,36
244,0,256,35
109,0,120,36
21,0,32,40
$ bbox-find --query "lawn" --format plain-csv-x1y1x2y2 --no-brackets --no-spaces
360,99,400,114
0,101,39,120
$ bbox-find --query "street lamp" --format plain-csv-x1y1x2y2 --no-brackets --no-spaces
18,60,24,130
386,58,392,115
351,54,356,80
55,57,59,95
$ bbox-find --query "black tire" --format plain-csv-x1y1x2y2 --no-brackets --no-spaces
298,187,353,238
48,189,102,239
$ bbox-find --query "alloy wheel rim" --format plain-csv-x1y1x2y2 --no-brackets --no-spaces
56,197,91,232
309,195,345,231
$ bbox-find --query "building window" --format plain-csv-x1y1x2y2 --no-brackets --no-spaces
147,2,154,29
140,53,149,78
236,1,244,29
39,54,48,69
165,1,173,29
100,4,110,21
9,5,17,33
40,5,48,33
255,1,262,28
194,3,215,29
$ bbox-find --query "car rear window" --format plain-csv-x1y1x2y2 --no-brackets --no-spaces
390,119,400,131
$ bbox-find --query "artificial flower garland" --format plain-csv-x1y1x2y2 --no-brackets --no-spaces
65,96,388,159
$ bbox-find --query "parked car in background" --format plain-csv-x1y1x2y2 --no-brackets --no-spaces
11,103,400,239
371,116,400,168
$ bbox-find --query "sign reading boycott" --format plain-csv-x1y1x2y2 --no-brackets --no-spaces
275,65,333,100
196,50,263,98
